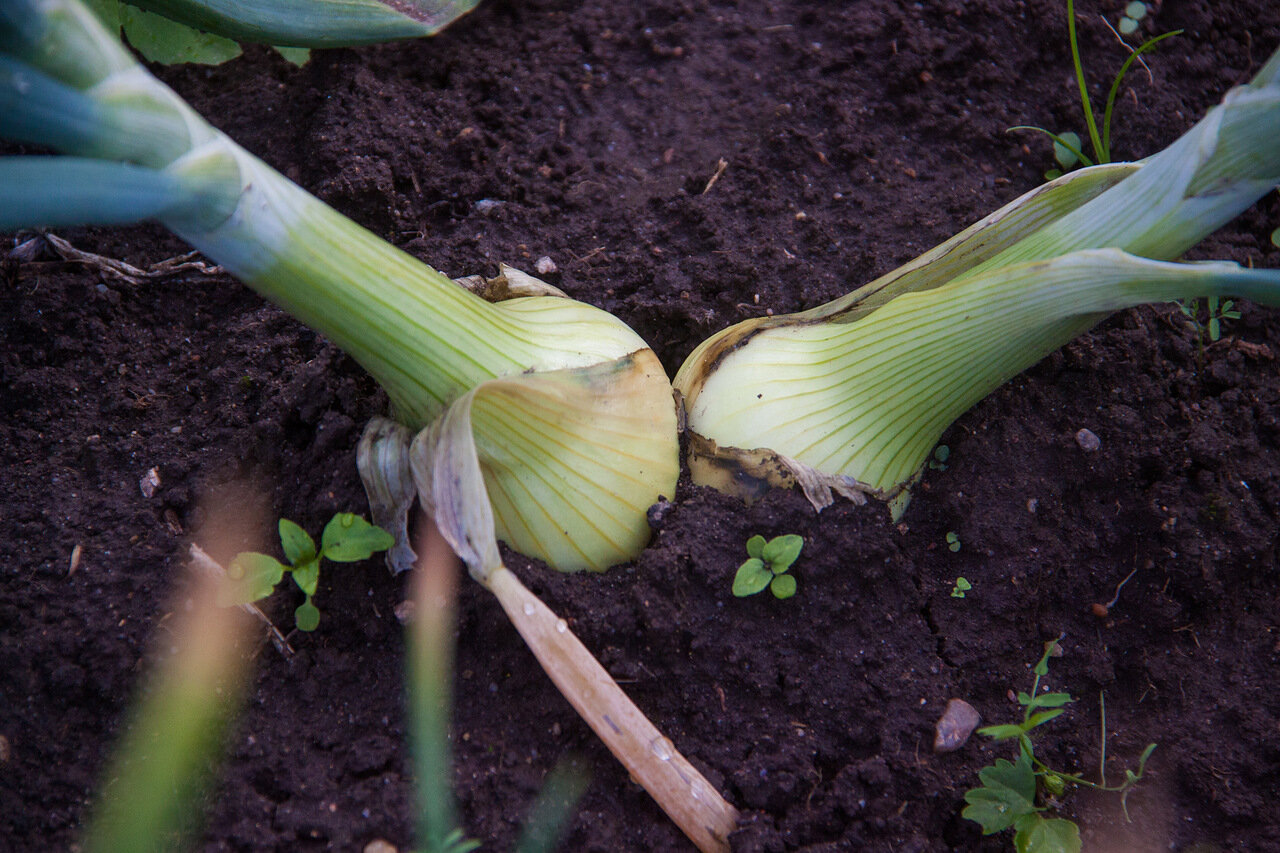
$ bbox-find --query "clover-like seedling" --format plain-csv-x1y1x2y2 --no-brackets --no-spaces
946,531,962,553
951,577,972,598
733,534,803,599
1118,1,1148,36
221,513,394,631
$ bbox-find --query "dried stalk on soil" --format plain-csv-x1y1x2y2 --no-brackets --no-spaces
410,392,740,851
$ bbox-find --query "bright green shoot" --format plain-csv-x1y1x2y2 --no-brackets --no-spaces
950,577,972,598
962,640,1157,852
220,514,393,631
1010,0,1181,177
732,534,803,599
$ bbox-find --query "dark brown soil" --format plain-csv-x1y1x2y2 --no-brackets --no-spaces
4,1,1280,850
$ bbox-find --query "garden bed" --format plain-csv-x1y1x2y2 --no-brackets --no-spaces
3,0,1280,849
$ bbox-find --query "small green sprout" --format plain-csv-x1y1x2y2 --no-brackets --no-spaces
732,534,803,599
1009,0,1181,178
946,531,961,553
1045,130,1085,181
1178,295,1241,350
221,513,394,631
929,445,951,471
962,640,1157,852
951,577,972,598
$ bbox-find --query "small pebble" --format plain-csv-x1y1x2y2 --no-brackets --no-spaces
139,467,161,498
1075,428,1101,452
933,698,981,753
364,841,397,853
534,255,558,275
393,600,415,624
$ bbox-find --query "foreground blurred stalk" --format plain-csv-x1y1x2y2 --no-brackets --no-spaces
82,565,254,853
410,520,592,853
675,48,1280,517
408,519,476,853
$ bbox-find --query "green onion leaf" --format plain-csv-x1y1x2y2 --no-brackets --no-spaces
0,157,206,227
124,0,480,48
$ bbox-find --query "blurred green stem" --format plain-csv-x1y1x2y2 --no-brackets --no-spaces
82,569,253,853
409,514,466,852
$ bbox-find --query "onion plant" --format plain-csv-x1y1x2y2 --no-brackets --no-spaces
0,0,676,575
0,1,736,848
675,47,1280,518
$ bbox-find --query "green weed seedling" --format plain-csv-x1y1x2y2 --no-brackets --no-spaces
951,577,973,598
1178,295,1241,354
221,513,394,631
929,445,951,471
1009,0,1181,178
962,640,1156,853
946,531,962,553
733,534,803,599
